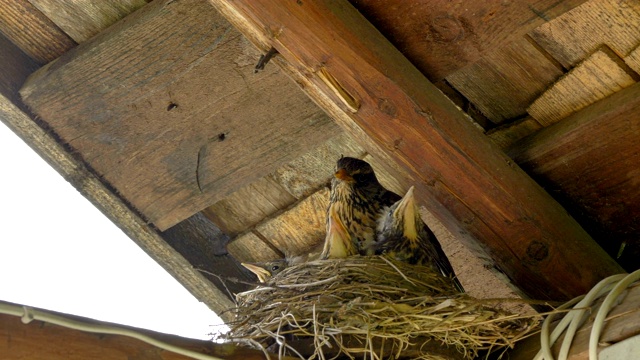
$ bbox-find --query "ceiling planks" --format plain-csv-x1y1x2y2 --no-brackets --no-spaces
20,0,339,230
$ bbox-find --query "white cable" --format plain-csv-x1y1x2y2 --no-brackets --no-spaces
0,302,224,360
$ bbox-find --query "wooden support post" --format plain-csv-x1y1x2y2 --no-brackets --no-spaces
208,0,623,301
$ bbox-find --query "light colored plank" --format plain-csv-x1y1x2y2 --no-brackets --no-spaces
255,188,329,257
27,0,148,43
226,231,281,263
447,37,564,124
0,0,75,64
0,93,234,321
203,175,296,237
209,0,623,302
20,0,338,230
486,117,543,151
349,0,586,81
530,0,640,68
527,48,637,126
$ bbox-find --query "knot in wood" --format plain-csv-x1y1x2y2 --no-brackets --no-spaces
429,14,464,43
378,98,397,117
526,240,549,262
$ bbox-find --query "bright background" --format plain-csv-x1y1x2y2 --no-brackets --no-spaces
0,121,226,340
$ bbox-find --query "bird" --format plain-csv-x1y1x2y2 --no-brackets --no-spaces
241,258,291,283
376,186,464,292
328,156,401,255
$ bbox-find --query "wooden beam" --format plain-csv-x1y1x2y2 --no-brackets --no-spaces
0,0,76,64
509,82,640,272
20,0,338,230
0,93,234,321
208,0,623,301
348,0,586,81
0,304,292,360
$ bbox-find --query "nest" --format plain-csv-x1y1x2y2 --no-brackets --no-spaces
224,256,541,360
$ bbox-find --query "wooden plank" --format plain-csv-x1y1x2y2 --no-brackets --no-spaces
447,37,564,124
0,0,75,64
529,0,640,69
625,44,640,74
0,306,292,360
20,0,338,231
227,231,282,263
0,33,40,109
527,48,638,126
487,117,543,151
348,0,586,81
27,0,148,43
510,82,640,272
0,92,234,321
202,175,296,237
255,188,329,257
209,0,624,301
507,283,640,360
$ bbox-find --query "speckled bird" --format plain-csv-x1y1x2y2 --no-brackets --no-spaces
321,205,358,259
328,156,401,255
376,186,464,292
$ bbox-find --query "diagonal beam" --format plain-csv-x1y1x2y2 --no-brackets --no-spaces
208,0,623,301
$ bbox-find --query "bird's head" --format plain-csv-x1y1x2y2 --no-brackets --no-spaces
378,186,419,242
241,259,288,283
333,156,377,185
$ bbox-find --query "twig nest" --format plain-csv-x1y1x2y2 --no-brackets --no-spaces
225,256,540,359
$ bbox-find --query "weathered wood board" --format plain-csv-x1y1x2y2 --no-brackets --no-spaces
447,37,564,124
349,0,586,81
27,0,148,43
226,231,282,263
530,0,640,69
0,0,76,64
210,0,624,301
625,44,640,74
527,48,637,126
487,117,543,151
20,0,338,230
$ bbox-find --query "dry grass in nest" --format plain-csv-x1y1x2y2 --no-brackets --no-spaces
224,256,541,359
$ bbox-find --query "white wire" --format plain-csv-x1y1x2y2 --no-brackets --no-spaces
533,272,638,360
0,302,225,360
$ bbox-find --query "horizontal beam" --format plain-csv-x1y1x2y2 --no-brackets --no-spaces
208,0,623,301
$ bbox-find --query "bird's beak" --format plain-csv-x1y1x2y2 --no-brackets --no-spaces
394,186,418,240
322,207,356,258
241,262,271,283
334,168,354,182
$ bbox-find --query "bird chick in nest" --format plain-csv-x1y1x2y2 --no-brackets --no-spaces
376,186,465,292
242,204,357,283
328,156,401,255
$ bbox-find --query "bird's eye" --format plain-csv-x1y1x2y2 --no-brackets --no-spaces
271,265,280,271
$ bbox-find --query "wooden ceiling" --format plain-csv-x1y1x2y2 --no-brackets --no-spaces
1,0,639,318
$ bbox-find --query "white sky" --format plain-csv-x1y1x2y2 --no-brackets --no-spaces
0,121,226,340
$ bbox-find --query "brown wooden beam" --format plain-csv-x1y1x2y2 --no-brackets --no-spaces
509,82,640,272
208,0,623,301
0,303,293,360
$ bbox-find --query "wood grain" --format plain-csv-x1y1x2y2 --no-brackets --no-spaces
487,117,543,151
530,0,640,68
28,0,148,43
21,0,338,230
0,0,75,64
447,37,564,124
511,82,640,272
0,307,291,360
348,0,586,81
227,231,282,263
527,48,638,126
209,0,623,301
624,44,640,74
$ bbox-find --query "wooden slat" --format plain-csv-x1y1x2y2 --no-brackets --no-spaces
487,117,543,151
510,82,640,272
527,48,638,126
348,0,586,81
209,0,624,301
0,92,234,321
0,306,292,360
447,37,564,124
529,0,640,69
0,33,39,108
0,0,76,64
27,0,148,43
227,231,282,263
255,188,329,256
20,0,338,230
625,44,640,74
